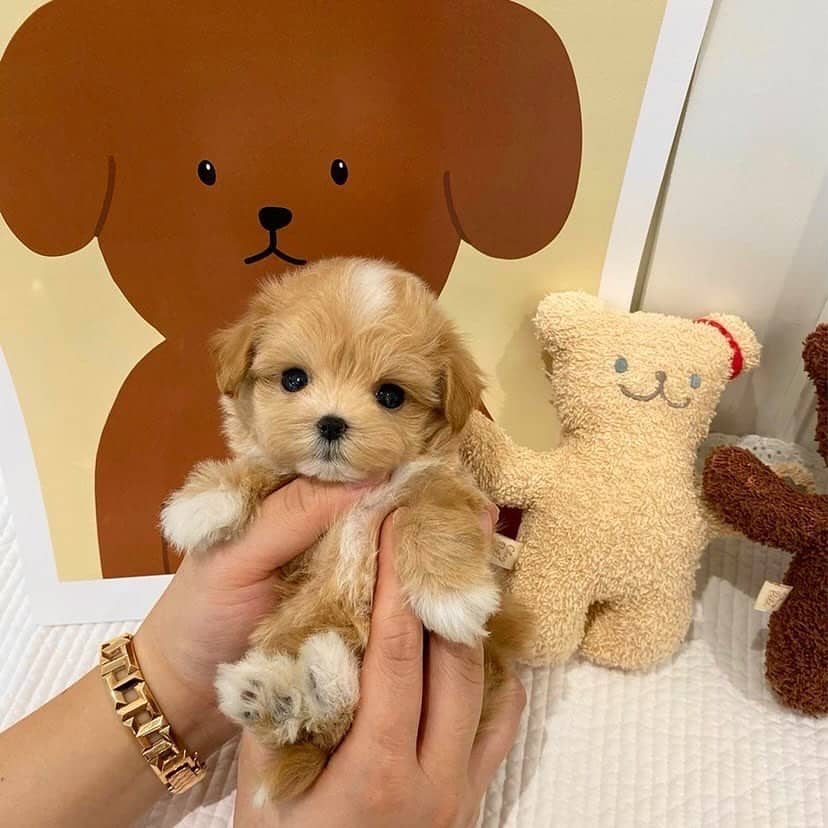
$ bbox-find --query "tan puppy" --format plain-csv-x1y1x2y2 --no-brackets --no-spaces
161,258,528,803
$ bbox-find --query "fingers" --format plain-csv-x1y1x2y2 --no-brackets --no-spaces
236,477,370,574
468,673,526,795
418,634,485,778
351,511,423,756
233,731,270,827
418,507,494,777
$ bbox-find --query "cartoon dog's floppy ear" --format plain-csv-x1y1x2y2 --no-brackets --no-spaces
0,1,114,255
442,0,582,259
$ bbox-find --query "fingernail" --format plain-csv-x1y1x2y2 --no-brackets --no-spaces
479,507,496,534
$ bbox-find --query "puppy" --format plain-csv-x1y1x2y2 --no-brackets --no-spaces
161,258,530,803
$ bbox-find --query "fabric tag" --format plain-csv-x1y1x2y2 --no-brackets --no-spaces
491,534,522,570
754,581,792,612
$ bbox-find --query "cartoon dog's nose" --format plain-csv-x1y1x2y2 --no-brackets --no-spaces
317,415,348,442
258,206,293,232
655,371,667,383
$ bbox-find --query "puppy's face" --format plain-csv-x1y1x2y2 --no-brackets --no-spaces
214,259,483,481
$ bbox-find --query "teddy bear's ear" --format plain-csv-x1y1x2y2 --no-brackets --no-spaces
442,0,581,260
0,2,113,255
696,314,761,378
533,292,606,349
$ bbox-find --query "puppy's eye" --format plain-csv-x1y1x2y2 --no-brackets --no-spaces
330,159,349,186
281,368,309,392
376,383,405,409
689,373,702,389
197,160,217,186
614,356,628,374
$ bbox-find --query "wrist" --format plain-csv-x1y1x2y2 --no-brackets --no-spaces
132,627,234,759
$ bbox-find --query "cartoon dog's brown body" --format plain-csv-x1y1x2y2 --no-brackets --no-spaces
0,0,581,577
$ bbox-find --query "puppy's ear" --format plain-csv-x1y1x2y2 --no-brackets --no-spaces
442,0,581,259
0,2,114,254
439,330,485,433
211,313,257,396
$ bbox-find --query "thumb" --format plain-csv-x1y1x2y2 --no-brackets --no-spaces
232,477,369,575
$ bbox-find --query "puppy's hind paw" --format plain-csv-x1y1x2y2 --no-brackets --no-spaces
160,487,244,553
215,651,304,743
408,582,500,645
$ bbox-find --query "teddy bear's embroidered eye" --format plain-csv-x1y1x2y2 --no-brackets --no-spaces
281,368,309,392
197,160,216,186
614,357,628,373
330,159,349,186
376,383,405,409
689,373,702,389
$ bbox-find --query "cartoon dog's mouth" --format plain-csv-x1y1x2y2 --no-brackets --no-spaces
244,231,307,266
619,377,691,409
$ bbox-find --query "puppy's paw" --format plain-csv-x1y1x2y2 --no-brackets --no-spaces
297,631,359,734
408,582,500,645
161,487,244,553
215,651,304,743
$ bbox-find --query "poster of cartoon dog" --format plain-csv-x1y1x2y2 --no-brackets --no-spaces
0,0,713,621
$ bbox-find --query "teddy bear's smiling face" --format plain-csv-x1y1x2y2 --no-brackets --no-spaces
613,354,701,410
534,293,761,444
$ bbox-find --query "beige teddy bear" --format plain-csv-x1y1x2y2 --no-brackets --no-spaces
462,292,761,669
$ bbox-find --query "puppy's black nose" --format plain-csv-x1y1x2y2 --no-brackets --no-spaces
317,415,348,442
655,371,667,383
258,206,293,231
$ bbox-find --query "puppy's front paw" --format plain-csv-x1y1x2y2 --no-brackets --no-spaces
161,487,244,553
216,651,304,743
297,631,359,736
408,582,500,645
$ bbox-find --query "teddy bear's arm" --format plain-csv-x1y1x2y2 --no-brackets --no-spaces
460,411,547,508
703,446,828,556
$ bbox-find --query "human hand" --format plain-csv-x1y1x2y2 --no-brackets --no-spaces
233,511,527,828
134,478,369,756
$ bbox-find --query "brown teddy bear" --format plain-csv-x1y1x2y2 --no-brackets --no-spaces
0,0,581,577
703,324,828,715
462,292,761,668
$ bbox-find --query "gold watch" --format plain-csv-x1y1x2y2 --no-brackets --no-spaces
99,633,206,794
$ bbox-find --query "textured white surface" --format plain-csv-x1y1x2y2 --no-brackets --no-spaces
2,435,827,827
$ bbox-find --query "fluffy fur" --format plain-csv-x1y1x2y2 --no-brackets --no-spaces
461,291,761,669
162,258,530,801
703,324,828,715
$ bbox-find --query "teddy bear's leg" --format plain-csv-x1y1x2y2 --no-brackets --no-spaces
513,582,592,667
579,585,694,670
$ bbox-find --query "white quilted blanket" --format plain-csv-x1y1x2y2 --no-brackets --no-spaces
2,435,827,827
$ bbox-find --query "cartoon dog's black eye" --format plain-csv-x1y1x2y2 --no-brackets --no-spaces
330,159,349,186
376,383,405,409
281,368,308,392
197,160,217,186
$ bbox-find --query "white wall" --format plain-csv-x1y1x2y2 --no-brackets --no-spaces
639,0,828,442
